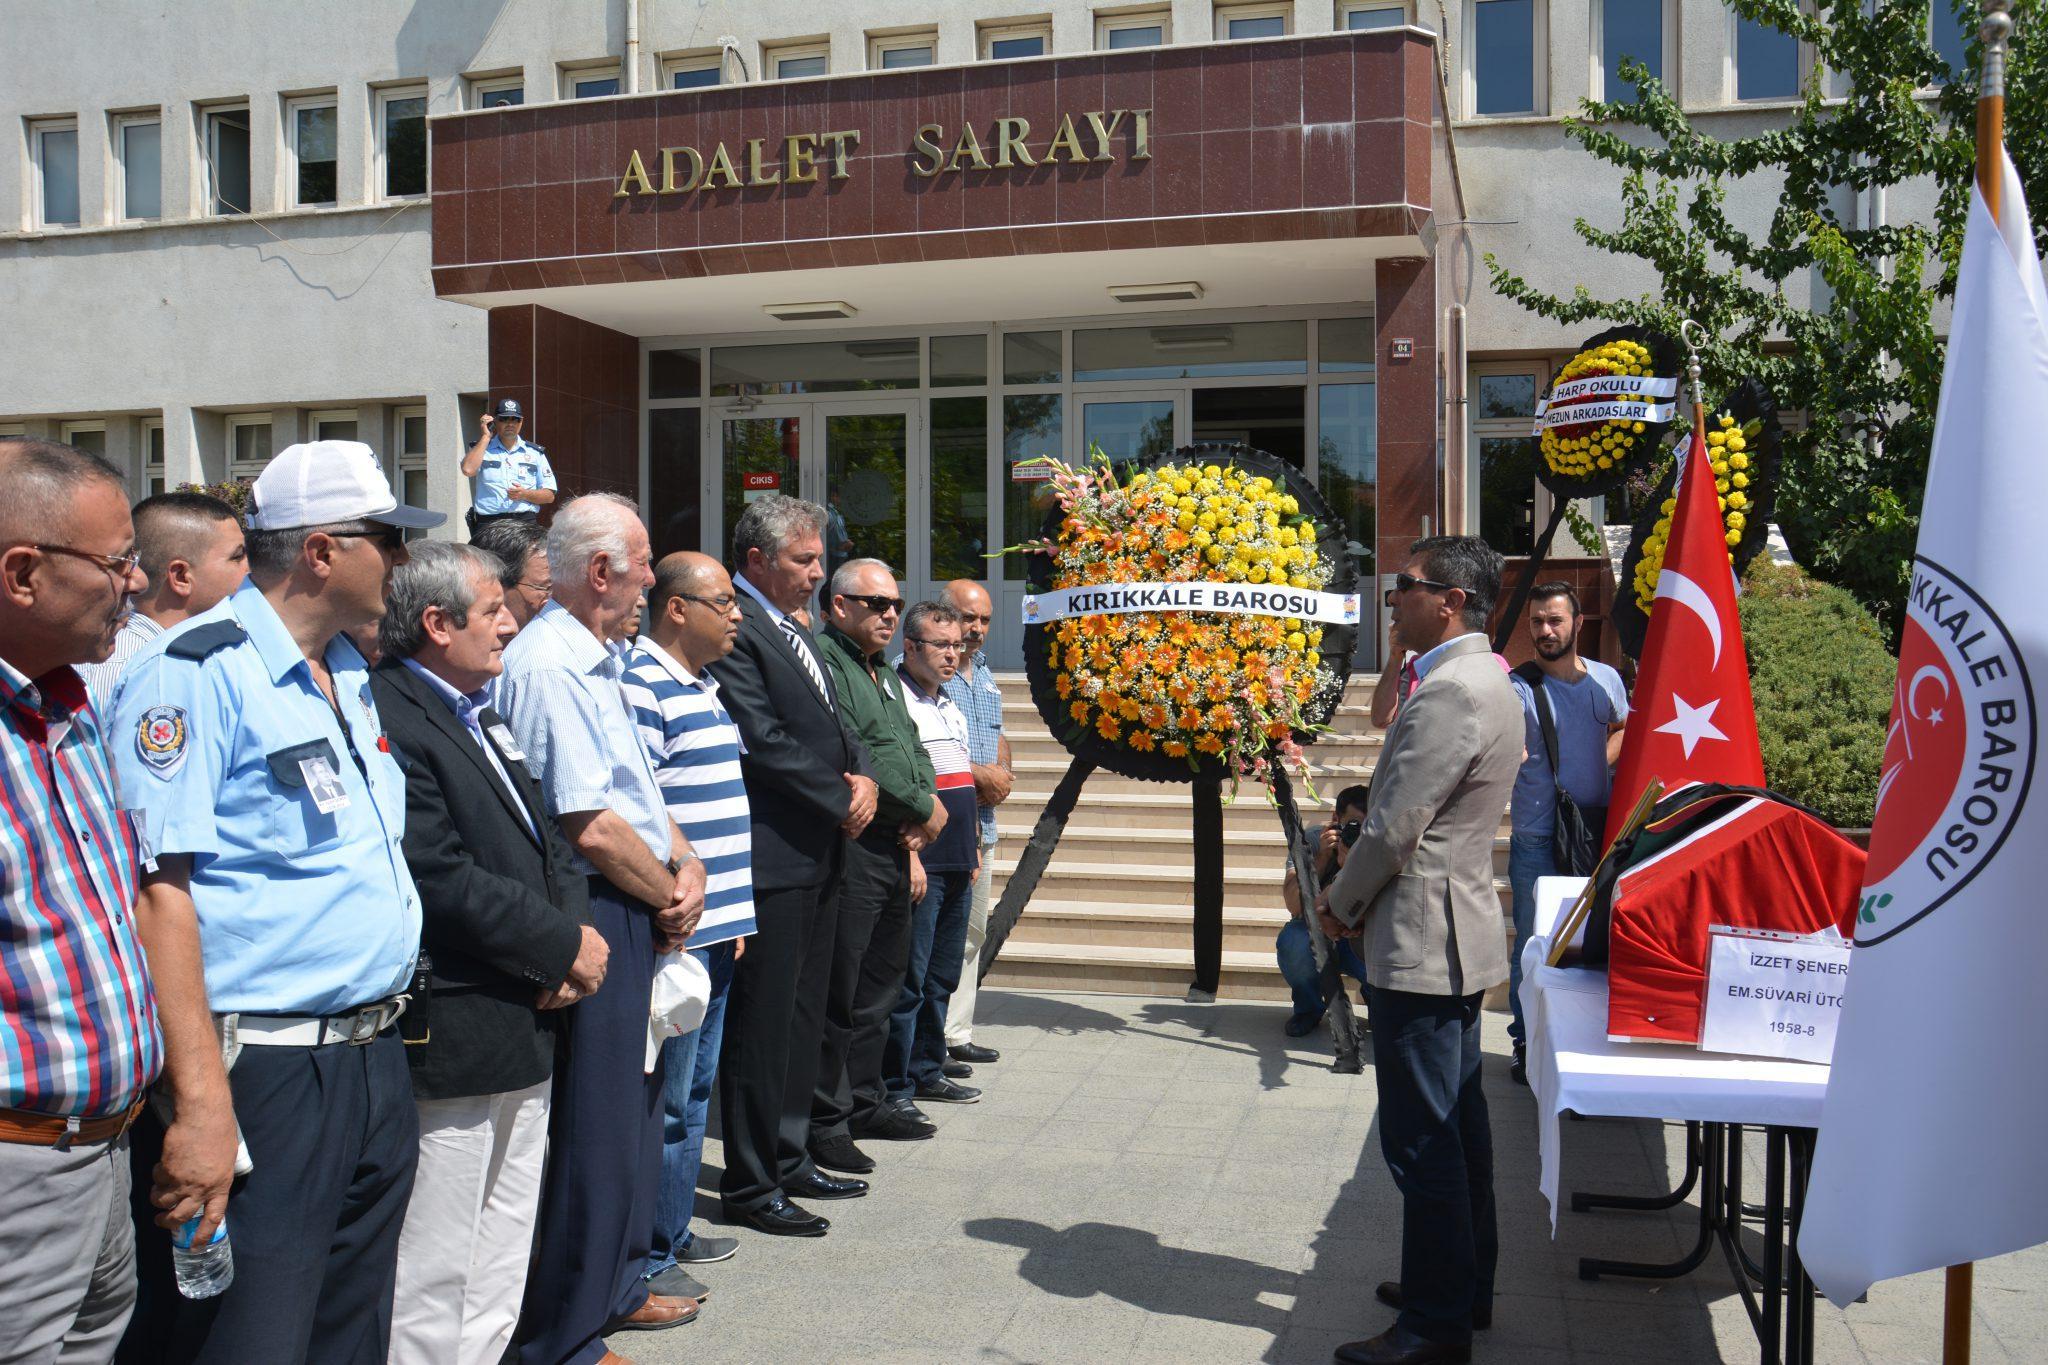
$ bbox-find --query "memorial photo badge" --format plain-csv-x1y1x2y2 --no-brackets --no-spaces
1860,557,2036,944
137,704,190,777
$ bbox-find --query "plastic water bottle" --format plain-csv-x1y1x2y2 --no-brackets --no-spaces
172,1216,234,1299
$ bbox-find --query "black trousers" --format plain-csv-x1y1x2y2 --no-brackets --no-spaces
811,832,914,1149
718,875,839,1212
1370,987,1497,1344
463,508,539,540
513,879,663,1365
127,1029,418,1365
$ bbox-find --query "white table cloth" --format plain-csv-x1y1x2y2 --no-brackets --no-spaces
1520,877,1831,1232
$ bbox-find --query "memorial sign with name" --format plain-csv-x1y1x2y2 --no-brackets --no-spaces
1696,925,1851,1064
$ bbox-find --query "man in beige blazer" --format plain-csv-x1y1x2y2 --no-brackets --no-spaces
1319,535,1522,1365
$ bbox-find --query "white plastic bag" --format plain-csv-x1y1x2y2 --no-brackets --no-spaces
646,950,711,1073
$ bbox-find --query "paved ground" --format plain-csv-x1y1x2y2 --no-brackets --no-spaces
616,990,2046,1364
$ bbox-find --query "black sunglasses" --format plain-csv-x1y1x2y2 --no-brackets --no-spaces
326,527,406,552
842,592,905,615
1383,571,1462,607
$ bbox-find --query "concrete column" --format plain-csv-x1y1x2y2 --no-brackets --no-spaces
247,96,282,215
102,415,142,497
163,104,200,221
338,85,372,207
164,405,211,487
425,388,474,538
79,111,115,228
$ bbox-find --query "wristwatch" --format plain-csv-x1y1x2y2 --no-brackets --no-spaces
665,850,699,876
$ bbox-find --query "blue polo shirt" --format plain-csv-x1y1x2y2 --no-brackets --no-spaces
471,436,556,517
106,580,420,1016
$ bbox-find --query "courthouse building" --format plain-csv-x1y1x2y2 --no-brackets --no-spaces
1,0,1952,668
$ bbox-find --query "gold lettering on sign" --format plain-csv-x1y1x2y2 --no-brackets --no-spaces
910,123,947,178
615,148,655,198
661,146,704,193
614,110,1155,195
991,118,1034,169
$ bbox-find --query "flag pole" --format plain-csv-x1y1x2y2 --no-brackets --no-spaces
1943,11,2008,1358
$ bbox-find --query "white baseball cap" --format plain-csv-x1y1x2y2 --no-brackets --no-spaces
247,440,445,531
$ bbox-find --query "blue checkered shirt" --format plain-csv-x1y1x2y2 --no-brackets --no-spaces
940,649,1004,846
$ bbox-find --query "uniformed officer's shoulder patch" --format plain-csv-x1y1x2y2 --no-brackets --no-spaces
137,705,190,776
525,441,546,454
166,619,248,661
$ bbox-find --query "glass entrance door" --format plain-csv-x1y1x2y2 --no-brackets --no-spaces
1080,397,1179,463
719,407,804,563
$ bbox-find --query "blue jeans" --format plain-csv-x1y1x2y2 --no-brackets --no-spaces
1505,831,1554,1048
1275,915,1370,1020
645,940,736,1278
885,867,974,1097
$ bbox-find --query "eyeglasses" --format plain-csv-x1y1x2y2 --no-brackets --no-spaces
515,578,551,595
1383,571,1462,607
678,592,739,612
908,636,962,656
842,592,905,615
325,528,406,553
35,543,142,579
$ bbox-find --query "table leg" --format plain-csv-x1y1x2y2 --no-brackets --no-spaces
1785,1127,1818,1365
1762,1127,1786,1365
1578,1121,1723,1281
1572,1121,1703,1214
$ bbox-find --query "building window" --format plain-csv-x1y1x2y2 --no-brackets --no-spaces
1340,2,1408,28
285,94,339,207
30,119,80,228
1098,9,1170,47
980,20,1053,60
766,41,830,79
114,113,162,221
142,418,166,496
1930,0,1969,75
205,106,252,215
468,74,525,108
311,409,359,443
868,30,938,68
1215,3,1292,39
1733,8,1800,100
396,405,429,520
563,64,623,99
227,416,273,479
60,421,107,457
1470,0,1541,115
1471,365,1545,556
1597,0,1668,100
663,52,725,88
378,86,429,199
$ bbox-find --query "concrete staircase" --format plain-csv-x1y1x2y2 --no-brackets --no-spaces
985,673,1517,1001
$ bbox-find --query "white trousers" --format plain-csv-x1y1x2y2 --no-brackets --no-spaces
946,841,996,1047
388,1078,551,1365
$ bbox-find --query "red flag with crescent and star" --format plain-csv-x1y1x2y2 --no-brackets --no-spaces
1604,422,1765,843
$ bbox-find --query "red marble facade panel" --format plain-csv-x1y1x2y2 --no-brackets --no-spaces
499,192,537,263
465,118,502,194
1251,48,1301,129
1200,43,1254,132
430,193,465,265
532,111,578,187
1302,122,1356,208
1199,129,1252,216
1300,37,1356,126
462,189,499,265
1373,255,1441,574
492,112,537,191
531,180,576,258
429,118,465,194
570,103,619,186
1251,125,1304,213
612,196,658,256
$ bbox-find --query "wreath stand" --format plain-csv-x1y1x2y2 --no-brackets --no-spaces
974,441,1367,1075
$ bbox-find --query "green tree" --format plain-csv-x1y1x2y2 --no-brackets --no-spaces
1487,0,2047,634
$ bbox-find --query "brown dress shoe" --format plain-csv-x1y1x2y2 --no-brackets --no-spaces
608,1292,700,1331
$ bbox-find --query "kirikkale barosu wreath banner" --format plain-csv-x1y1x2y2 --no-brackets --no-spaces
1012,442,1358,784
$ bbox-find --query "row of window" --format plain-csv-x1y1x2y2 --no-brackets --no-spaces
28,88,426,229
1470,0,1973,117
0,407,429,504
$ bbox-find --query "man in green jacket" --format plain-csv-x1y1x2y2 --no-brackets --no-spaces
806,558,949,1168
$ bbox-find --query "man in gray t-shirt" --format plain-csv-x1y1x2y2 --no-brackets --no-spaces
1505,583,1628,1081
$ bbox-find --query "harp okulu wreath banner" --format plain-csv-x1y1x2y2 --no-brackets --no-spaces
1534,325,1685,501
1009,442,1359,785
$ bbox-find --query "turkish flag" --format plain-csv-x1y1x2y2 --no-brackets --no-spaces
1603,422,1764,842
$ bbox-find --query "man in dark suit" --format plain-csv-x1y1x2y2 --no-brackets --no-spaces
707,494,879,1237
1320,536,1524,1365
368,542,615,1364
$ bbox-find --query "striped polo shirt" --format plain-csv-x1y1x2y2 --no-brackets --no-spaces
897,663,979,873
622,640,756,947
1,658,162,1117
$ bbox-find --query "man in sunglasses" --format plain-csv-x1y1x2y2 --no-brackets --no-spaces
809,559,948,1167
108,441,443,1363
1278,784,1373,1037
1319,536,1521,1365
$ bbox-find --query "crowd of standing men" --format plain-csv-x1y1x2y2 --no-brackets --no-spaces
0,431,1013,1365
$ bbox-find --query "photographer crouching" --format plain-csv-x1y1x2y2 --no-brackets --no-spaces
1277,783,1373,1037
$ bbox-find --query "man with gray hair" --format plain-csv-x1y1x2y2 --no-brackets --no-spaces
706,494,879,1237
370,542,605,1365
79,491,246,711
496,492,710,1356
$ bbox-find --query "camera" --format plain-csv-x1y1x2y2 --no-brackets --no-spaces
1339,819,1363,848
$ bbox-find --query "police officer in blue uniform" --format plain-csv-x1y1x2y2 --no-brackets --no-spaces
462,399,557,539
109,439,443,1365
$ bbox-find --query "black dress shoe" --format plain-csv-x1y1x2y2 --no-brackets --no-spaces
725,1196,828,1237
1373,1283,1491,1330
1509,1043,1529,1087
808,1134,876,1174
786,1170,868,1200
949,1042,1000,1064
914,1078,981,1104
942,1058,974,1079
1333,1324,1471,1365
851,1105,937,1141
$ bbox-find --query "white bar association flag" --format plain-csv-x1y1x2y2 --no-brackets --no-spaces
1800,149,2048,1305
